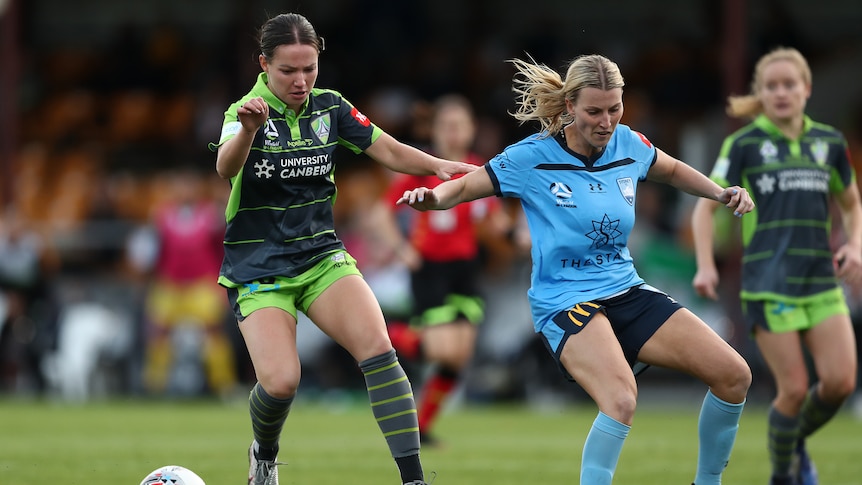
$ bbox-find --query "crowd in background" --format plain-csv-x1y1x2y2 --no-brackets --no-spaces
1,1,862,413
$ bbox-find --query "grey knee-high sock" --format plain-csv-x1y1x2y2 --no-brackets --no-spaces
798,384,843,440
767,406,799,478
360,350,423,483
360,349,421,457
249,382,294,459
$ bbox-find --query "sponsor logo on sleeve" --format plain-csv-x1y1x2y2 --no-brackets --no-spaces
634,130,652,148
350,107,371,127
712,157,730,179
221,121,241,140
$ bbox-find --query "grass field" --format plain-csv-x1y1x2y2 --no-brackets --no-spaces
1,395,860,485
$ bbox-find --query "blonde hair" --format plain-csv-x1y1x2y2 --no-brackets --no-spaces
726,46,812,119
509,54,624,137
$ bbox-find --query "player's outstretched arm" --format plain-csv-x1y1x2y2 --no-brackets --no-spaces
649,149,754,217
396,167,495,211
365,132,477,180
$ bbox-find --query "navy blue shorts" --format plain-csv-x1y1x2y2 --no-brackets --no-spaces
539,284,683,381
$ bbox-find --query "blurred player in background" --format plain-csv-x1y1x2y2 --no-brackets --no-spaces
382,94,515,446
398,53,753,485
692,46,860,485
209,13,475,485
139,168,237,398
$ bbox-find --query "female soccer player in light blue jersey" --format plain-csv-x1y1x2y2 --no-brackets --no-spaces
398,54,754,485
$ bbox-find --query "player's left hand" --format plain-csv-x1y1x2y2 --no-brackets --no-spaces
435,161,477,181
718,186,754,217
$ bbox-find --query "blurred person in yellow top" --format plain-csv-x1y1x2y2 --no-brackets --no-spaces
134,168,237,398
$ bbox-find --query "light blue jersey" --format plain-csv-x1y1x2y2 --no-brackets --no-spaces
486,124,657,331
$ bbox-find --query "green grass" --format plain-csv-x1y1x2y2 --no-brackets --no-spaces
1,396,860,484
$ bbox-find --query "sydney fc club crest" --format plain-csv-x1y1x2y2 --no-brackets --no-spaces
616,177,634,206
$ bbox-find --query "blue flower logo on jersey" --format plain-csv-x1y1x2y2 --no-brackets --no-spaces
311,114,331,144
616,177,634,206
586,214,622,249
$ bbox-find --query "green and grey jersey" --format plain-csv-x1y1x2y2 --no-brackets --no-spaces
709,114,855,302
210,73,382,286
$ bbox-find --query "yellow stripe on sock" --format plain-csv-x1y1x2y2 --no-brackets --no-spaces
367,375,408,391
382,426,420,437
370,393,414,407
375,409,417,423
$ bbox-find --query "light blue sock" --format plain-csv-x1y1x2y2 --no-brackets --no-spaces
694,390,745,485
581,411,630,485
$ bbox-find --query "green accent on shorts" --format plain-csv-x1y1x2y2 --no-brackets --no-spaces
743,286,849,334
227,251,361,320
413,294,485,327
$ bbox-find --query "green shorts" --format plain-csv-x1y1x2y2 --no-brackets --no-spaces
742,287,849,334
225,251,362,322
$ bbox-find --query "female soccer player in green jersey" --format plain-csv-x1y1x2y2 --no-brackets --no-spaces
692,47,862,485
210,12,475,485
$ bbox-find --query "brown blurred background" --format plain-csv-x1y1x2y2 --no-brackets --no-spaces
1,0,861,406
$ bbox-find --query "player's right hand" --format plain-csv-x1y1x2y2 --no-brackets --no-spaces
396,187,438,211
692,267,720,300
237,96,269,133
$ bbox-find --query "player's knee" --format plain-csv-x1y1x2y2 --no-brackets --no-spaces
347,330,397,363
729,358,752,397
257,369,300,399
610,393,638,424
599,384,638,424
820,372,857,402
713,356,751,403
778,379,810,407
427,347,470,370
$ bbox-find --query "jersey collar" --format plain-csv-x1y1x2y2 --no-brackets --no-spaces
753,113,813,139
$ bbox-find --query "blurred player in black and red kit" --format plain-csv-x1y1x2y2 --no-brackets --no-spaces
384,94,515,446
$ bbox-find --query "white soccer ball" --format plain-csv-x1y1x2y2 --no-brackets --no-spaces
140,465,206,485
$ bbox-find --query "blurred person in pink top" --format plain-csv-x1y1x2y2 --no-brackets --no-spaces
138,167,237,397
